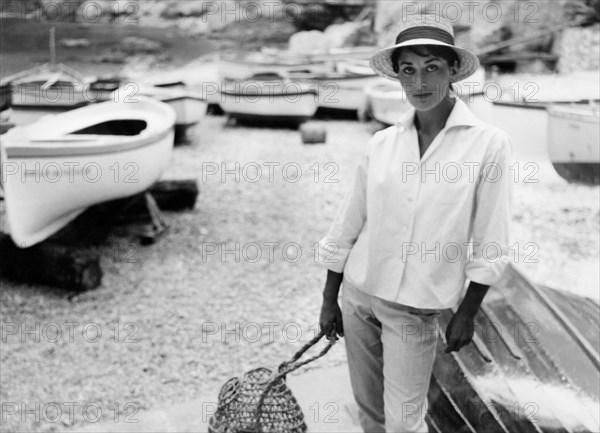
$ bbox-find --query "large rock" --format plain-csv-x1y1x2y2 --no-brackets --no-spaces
324,20,375,48
373,0,571,54
138,0,287,35
555,24,600,73
118,36,162,54
289,30,330,54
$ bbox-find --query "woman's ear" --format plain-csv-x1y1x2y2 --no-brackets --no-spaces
449,61,458,79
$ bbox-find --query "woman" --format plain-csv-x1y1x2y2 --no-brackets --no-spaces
318,12,512,433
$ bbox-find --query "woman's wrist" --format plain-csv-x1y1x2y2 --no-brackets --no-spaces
322,292,339,304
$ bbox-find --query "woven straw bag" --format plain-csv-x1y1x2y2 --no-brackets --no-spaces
208,331,337,433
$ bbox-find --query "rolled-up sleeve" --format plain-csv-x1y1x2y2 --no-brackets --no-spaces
317,134,373,273
465,131,513,285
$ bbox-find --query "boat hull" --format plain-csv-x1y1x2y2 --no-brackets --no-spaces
10,103,87,127
427,264,600,432
292,74,381,112
547,104,600,184
1,98,176,247
365,81,412,125
163,96,208,126
219,89,318,123
112,85,208,127
11,82,89,108
218,57,326,81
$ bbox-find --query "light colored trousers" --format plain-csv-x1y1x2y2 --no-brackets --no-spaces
342,282,440,433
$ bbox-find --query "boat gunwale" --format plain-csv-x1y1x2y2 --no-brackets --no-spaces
290,72,378,82
219,89,318,97
4,126,174,158
136,94,208,104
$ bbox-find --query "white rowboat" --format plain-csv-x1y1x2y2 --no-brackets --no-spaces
111,83,208,129
219,75,318,124
0,97,176,247
290,69,380,113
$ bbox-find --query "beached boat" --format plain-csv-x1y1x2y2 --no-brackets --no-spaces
364,80,411,125
0,97,176,247
0,83,14,135
426,263,600,433
547,103,600,185
86,77,122,102
111,83,208,134
219,74,318,125
261,46,376,63
465,71,600,164
290,67,380,114
218,52,328,81
335,59,374,76
2,63,92,126
0,82,11,111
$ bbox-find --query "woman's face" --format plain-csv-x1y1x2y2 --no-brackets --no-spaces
395,47,456,112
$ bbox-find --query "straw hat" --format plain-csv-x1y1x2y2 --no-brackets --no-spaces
370,13,480,83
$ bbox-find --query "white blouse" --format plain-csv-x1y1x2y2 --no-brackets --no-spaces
318,99,513,309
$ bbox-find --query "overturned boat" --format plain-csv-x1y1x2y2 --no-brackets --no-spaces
0,97,176,247
427,264,600,433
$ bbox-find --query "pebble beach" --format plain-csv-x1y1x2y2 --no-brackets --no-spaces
1,108,599,432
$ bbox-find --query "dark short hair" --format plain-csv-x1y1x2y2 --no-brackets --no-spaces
391,45,459,74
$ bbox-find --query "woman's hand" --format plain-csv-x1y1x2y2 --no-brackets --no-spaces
444,310,475,353
445,281,490,353
319,299,344,340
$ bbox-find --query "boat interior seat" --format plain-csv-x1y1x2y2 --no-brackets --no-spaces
70,119,147,136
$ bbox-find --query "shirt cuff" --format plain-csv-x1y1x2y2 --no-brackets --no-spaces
317,237,351,273
465,256,509,286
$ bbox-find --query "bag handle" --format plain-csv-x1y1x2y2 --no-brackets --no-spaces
252,330,338,428
278,329,337,375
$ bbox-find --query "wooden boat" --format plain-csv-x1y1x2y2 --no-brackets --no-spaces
218,52,328,81
261,46,376,63
547,103,600,185
86,77,122,102
364,80,411,125
289,67,380,114
426,263,600,433
335,59,374,76
0,83,14,135
465,71,600,165
0,82,11,112
219,74,318,125
2,63,92,126
111,82,208,132
0,97,176,247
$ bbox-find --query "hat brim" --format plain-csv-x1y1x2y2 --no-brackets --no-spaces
369,39,480,84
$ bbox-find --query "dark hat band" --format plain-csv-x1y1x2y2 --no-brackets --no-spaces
395,26,454,45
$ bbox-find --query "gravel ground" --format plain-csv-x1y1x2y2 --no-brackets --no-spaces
1,114,598,432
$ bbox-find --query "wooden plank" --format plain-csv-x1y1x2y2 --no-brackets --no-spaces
0,233,102,291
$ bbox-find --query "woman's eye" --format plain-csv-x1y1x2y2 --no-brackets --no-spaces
427,64,439,72
402,67,414,74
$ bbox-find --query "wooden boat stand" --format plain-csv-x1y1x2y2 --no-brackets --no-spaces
139,192,169,245
0,180,198,292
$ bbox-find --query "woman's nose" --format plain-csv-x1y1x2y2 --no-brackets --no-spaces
414,72,426,90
